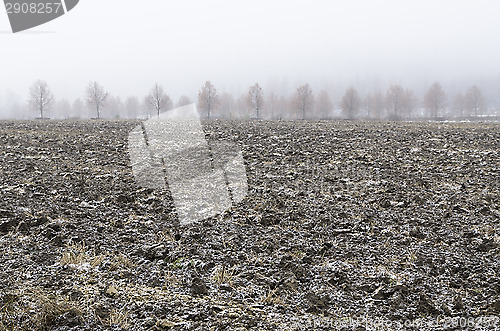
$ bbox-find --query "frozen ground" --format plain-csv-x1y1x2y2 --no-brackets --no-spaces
0,120,499,330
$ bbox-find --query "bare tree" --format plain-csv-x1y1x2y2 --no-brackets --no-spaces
198,81,219,119
465,85,485,117
28,79,54,119
362,96,370,118
219,92,235,119
265,92,279,120
385,85,405,120
424,82,447,119
125,96,140,119
453,92,465,118
291,83,314,119
316,90,333,119
235,93,248,119
247,83,264,119
72,98,84,119
176,95,192,108
53,98,70,119
266,92,289,120
278,96,288,120
340,86,361,120
107,96,124,119
145,83,172,118
402,89,418,119
86,81,108,119
366,91,384,119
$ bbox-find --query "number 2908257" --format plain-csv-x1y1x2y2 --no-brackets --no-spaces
5,2,63,14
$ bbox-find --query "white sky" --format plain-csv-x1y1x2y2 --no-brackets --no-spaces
1,0,500,102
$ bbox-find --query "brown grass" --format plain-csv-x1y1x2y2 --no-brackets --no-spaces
211,265,236,286
60,242,106,268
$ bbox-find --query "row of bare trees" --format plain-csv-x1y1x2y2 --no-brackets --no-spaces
27,80,175,119
347,83,485,120
423,83,485,119
28,80,109,119
25,79,490,120
198,81,488,120
197,81,316,120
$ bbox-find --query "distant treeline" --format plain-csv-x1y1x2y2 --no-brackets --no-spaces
1,80,499,121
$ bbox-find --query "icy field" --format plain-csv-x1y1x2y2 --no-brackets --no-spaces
0,120,499,330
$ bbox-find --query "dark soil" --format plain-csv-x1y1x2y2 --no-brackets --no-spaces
0,120,499,330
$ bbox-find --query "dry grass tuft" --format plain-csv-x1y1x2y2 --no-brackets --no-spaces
34,290,82,328
108,308,131,329
155,228,176,243
109,253,135,271
164,270,180,287
211,265,236,286
60,242,106,269
0,292,18,331
0,288,82,330
261,287,284,305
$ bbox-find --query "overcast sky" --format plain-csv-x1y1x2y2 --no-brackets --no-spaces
1,0,500,103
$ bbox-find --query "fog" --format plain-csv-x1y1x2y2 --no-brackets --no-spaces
1,0,500,118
